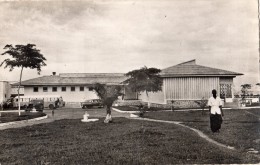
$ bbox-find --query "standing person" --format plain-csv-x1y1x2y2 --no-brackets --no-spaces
208,89,224,133
55,98,60,108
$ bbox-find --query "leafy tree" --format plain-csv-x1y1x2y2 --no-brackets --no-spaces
92,83,123,123
241,84,251,96
1,44,46,115
241,84,251,103
124,66,162,109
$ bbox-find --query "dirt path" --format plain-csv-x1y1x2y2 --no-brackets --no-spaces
128,117,236,151
245,110,260,120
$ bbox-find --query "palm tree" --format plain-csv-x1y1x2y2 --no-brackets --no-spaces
92,83,123,123
1,44,47,115
124,66,162,109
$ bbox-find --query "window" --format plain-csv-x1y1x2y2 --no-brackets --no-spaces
52,87,57,92
43,87,48,92
33,87,38,92
62,87,66,92
71,86,75,92
80,86,84,91
220,84,232,98
88,87,93,91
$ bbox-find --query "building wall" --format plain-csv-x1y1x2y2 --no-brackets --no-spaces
219,77,233,84
138,80,166,104
24,86,98,102
0,81,11,103
139,90,165,104
138,77,221,105
0,82,4,103
164,77,220,101
124,86,137,100
10,86,24,96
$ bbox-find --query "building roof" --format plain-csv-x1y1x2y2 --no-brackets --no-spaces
160,59,243,77
14,73,127,86
13,60,243,86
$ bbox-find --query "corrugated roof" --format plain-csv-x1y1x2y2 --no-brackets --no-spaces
14,60,243,86
161,60,243,77
59,73,125,78
15,73,127,86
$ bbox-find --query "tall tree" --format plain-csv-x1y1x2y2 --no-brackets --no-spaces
124,66,162,108
92,83,123,123
241,84,251,99
0,44,46,115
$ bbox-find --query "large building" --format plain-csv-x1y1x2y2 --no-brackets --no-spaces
13,73,135,103
13,60,243,108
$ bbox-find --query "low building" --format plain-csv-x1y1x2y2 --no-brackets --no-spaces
14,59,243,108
13,73,132,103
139,60,243,108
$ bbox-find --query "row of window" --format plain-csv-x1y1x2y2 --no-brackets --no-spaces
33,86,93,92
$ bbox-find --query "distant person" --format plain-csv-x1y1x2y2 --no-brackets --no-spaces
55,98,60,108
52,108,54,117
208,89,224,133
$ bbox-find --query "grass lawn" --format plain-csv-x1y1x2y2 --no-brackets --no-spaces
0,112,46,123
143,108,260,154
0,118,258,164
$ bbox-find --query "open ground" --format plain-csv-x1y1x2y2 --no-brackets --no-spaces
0,107,259,164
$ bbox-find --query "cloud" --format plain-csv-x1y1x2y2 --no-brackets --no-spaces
0,0,258,88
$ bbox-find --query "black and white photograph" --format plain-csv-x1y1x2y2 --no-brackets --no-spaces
0,0,259,164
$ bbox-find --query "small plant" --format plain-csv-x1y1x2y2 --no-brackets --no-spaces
138,104,146,117
195,97,208,115
170,100,175,111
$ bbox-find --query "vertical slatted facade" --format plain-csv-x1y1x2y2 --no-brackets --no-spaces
164,77,219,100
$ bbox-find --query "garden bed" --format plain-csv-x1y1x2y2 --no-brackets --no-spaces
0,112,46,123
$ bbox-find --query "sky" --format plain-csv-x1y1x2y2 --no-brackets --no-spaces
0,0,259,90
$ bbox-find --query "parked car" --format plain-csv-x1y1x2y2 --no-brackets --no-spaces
81,99,104,109
26,99,44,112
